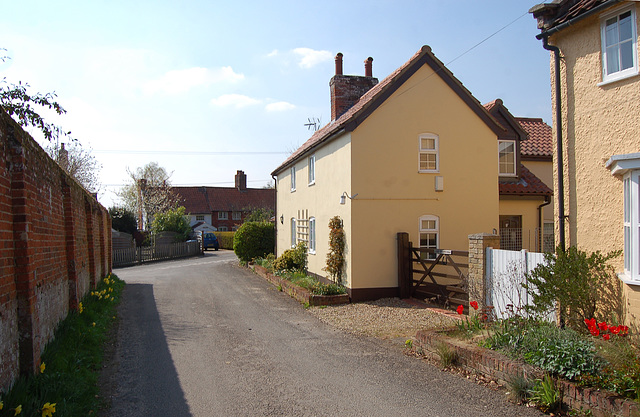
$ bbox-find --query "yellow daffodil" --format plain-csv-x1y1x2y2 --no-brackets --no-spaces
41,402,56,417
0,400,3,409
78,302,83,314
40,362,46,373
14,404,22,415
92,322,96,327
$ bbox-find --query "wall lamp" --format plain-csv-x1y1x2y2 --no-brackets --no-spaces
280,215,284,224
339,191,358,205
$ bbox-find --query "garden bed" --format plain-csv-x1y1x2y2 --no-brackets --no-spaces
413,329,640,417
251,264,349,307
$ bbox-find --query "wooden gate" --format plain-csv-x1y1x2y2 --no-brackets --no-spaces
397,232,469,308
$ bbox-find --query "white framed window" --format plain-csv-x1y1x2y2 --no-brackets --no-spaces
232,226,238,231
419,215,439,260
606,153,640,283
498,140,517,177
232,211,241,221
309,217,316,254
291,218,297,247
290,167,296,191
601,5,638,84
418,133,439,173
218,211,228,220
308,155,315,185
218,226,228,232
195,215,205,221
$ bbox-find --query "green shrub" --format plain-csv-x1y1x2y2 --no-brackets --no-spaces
524,246,622,331
273,242,307,272
108,206,137,234
233,221,275,262
484,319,602,380
324,216,345,284
310,282,346,295
214,231,235,249
530,375,562,413
151,206,191,242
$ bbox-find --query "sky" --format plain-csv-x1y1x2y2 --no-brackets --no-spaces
0,0,552,208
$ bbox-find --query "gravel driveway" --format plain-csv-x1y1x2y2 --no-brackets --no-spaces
307,297,459,341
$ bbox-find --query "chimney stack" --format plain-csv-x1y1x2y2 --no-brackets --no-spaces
335,52,343,75
329,53,379,121
235,170,247,191
364,57,373,77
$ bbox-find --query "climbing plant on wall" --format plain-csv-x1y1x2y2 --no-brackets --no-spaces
324,216,345,284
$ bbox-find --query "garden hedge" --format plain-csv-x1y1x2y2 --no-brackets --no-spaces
233,222,275,262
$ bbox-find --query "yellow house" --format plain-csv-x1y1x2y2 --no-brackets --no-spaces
531,0,640,325
484,99,554,252
271,46,504,301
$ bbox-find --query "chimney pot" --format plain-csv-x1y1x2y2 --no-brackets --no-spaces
364,57,373,77
335,53,343,75
235,170,247,191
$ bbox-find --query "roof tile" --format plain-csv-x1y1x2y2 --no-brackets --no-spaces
516,117,553,158
499,165,553,196
173,186,275,214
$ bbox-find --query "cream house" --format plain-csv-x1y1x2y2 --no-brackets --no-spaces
484,99,554,252
271,46,504,301
531,0,640,325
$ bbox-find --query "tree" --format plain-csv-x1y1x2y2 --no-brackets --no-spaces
109,206,138,235
117,162,180,229
46,141,101,193
1,50,101,191
243,207,274,223
150,206,191,242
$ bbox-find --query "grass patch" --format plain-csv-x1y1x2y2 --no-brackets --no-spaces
254,256,347,296
0,273,124,417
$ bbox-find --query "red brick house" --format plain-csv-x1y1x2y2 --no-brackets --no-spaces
173,170,275,231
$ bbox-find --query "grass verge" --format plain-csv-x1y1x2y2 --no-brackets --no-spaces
0,273,124,417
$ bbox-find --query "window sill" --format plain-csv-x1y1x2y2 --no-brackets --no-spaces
418,170,439,174
598,69,639,87
290,189,296,193
617,273,640,286
309,251,316,255
308,181,315,187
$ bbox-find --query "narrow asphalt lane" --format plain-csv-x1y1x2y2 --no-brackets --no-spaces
103,251,542,416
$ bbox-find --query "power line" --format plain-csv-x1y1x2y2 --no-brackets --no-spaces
102,179,272,187
93,149,288,156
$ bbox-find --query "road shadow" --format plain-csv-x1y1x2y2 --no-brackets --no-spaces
100,284,192,417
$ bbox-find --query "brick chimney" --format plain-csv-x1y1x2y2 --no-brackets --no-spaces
235,170,247,191
330,53,379,121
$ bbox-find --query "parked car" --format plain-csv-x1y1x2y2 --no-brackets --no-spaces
202,232,219,251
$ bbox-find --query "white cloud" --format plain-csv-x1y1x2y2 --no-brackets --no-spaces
292,48,332,69
144,66,244,94
210,94,261,108
265,101,296,112
267,49,279,57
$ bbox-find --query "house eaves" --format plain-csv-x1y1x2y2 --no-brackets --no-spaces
271,45,505,176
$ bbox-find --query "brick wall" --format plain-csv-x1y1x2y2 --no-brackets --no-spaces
0,110,111,392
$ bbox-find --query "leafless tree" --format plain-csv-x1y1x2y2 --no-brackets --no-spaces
46,141,101,193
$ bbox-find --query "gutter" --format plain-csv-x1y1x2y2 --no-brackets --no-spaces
272,174,278,256
271,128,346,177
537,196,552,251
535,0,623,39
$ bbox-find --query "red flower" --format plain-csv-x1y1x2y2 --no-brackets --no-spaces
590,327,600,337
482,314,488,321
610,326,621,335
457,305,464,315
620,325,629,335
585,318,596,329
470,301,479,310
598,322,609,331
602,334,611,341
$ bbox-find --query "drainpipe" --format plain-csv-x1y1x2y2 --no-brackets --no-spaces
272,174,278,256
537,196,551,251
542,35,566,252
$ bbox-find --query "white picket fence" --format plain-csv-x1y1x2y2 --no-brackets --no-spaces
485,248,550,320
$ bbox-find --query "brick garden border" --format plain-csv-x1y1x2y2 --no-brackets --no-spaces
414,329,640,417
250,264,349,307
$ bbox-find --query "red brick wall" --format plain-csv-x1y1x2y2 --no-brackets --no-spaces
0,110,111,392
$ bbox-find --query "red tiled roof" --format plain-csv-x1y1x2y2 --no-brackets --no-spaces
271,45,504,176
531,0,616,31
516,117,553,159
172,186,275,214
499,165,552,196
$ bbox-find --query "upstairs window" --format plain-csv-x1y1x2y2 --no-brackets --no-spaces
308,155,315,185
218,211,228,220
290,167,296,191
232,211,242,221
195,215,205,221
418,134,439,173
601,6,638,83
498,140,516,177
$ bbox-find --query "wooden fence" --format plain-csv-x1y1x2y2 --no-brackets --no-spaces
113,241,203,268
397,232,469,308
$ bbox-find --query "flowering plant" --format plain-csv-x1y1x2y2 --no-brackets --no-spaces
584,318,629,340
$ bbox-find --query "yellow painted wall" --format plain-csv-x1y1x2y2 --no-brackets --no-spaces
549,2,640,324
499,197,545,251
522,159,554,223
275,133,354,286
348,64,499,290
